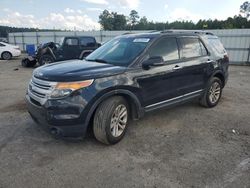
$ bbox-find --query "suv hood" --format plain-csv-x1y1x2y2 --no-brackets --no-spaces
33,60,127,82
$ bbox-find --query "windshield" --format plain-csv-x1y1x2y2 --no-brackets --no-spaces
85,36,152,66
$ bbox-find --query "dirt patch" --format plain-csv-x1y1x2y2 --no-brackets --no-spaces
0,99,27,113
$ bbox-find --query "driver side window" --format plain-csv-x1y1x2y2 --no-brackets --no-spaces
65,38,78,46
148,37,179,62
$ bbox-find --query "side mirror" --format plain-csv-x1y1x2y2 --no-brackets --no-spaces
142,56,164,69
97,43,101,47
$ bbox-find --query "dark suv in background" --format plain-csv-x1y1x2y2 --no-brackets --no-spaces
22,36,101,67
26,30,229,145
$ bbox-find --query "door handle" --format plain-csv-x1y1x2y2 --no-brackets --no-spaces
172,65,182,70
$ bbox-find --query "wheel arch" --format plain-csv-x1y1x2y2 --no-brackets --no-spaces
40,47,57,60
1,51,12,58
211,70,225,87
83,89,144,132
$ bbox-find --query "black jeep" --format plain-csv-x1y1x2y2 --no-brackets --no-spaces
22,36,101,67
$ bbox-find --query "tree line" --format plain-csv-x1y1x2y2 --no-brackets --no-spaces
99,1,250,30
99,11,250,31
0,26,61,38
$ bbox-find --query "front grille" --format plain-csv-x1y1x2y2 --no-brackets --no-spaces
28,76,57,105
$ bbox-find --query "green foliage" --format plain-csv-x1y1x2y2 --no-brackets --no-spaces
240,1,250,18
99,10,127,30
99,3,250,31
129,10,140,27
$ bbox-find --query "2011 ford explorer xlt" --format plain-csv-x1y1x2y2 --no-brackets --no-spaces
26,30,229,145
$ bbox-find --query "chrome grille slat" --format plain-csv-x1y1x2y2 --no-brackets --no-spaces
31,81,50,90
31,90,46,98
28,76,57,105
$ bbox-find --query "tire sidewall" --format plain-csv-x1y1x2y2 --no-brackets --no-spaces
2,52,12,60
21,59,28,67
205,77,222,107
104,98,129,144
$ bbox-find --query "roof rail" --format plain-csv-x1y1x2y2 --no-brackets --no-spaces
160,30,214,35
122,32,134,35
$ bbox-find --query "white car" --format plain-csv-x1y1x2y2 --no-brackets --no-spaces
0,42,21,60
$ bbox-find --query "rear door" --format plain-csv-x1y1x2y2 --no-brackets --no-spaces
176,36,210,95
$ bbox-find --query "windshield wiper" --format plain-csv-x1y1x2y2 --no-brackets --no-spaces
85,58,108,64
94,59,108,64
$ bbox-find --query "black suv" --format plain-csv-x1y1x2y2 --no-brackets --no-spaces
26,30,229,145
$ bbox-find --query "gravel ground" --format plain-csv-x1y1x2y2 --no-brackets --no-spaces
0,57,250,188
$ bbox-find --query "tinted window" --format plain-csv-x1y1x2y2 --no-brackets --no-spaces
149,37,179,62
208,38,226,54
65,38,78,46
80,37,95,47
179,38,207,58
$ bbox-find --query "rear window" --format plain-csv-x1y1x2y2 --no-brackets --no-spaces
178,37,208,59
207,38,226,54
80,37,96,47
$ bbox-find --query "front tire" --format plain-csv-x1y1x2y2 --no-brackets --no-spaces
200,77,223,108
93,96,129,145
1,52,12,60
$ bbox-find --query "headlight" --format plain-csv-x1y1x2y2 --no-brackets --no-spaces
50,79,94,98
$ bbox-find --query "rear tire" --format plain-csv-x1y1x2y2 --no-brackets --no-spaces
93,96,129,145
38,54,54,66
1,52,12,60
200,77,222,108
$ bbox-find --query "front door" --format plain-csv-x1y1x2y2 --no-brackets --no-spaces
62,37,80,60
135,37,185,108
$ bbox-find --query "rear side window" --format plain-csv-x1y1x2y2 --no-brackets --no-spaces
80,37,96,47
178,37,207,59
208,38,226,54
149,37,179,62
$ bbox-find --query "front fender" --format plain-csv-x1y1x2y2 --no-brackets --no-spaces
82,89,144,134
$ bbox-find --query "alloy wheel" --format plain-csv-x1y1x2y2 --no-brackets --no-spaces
2,52,11,60
110,104,128,137
208,81,221,104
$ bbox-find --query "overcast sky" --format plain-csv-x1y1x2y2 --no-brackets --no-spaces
0,0,245,30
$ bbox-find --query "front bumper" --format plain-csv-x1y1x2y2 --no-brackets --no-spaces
12,49,21,57
26,94,87,137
